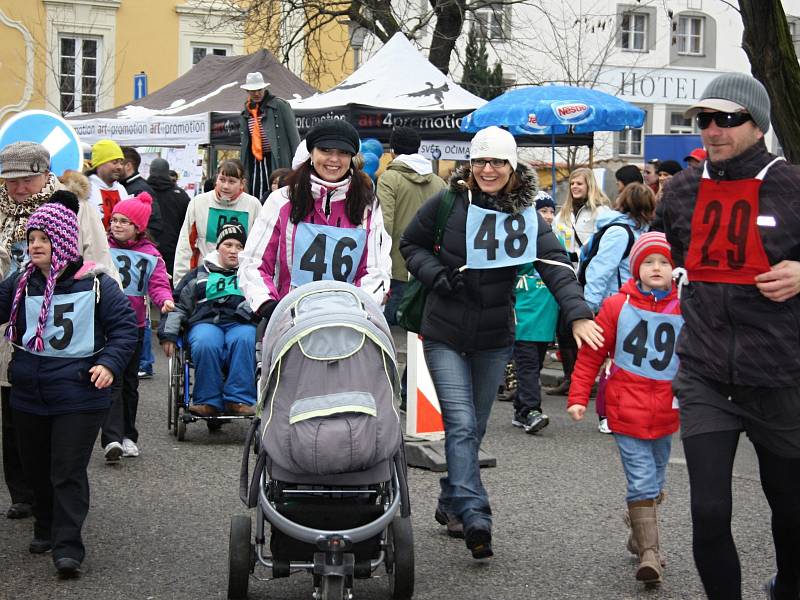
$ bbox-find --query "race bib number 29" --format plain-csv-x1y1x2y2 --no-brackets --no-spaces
465,205,538,269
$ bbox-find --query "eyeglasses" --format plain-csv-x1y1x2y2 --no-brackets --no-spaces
471,158,508,168
109,217,133,226
695,112,752,130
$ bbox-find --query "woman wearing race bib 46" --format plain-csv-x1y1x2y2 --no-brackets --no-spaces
400,126,602,561
0,202,137,578
238,119,391,322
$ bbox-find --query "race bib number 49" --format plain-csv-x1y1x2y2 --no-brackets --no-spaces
614,303,684,381
465,205,538,269
291,222,367,286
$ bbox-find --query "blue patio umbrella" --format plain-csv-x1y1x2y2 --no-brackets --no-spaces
460,85,646,197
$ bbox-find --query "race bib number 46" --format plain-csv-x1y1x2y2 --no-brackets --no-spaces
465,205,538,269
291,223,367,286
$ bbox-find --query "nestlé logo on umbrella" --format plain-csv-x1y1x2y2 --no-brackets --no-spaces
551,102,593,124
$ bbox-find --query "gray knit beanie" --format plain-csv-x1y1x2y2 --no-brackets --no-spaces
685,72,771,133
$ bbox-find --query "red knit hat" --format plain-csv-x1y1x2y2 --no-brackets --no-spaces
112,192,152,231
630,231,674,278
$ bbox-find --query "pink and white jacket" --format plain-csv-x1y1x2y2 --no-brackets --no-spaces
238,174,391,310
107,235,174,328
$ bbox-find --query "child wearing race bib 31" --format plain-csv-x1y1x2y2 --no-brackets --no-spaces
567,231,681,587
0,202,137,578
104,192,174,460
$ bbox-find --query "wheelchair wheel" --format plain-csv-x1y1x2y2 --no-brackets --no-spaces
227,515,252,599
387,515,414,600
167,355,177,432
321,574,345,600
176,415,186,441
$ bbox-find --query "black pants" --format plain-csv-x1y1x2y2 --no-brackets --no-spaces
101,328,143,445
14,408,107,562
2,386,33,506
683,431,800,599
512,341,548,417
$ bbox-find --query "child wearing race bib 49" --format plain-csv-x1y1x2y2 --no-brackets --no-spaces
0,202,137,578
104,192,174,460
567,232,681,587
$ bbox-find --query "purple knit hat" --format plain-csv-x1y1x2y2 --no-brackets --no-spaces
5,203,80,352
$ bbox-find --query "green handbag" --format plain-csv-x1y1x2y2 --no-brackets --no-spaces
397,190,455,333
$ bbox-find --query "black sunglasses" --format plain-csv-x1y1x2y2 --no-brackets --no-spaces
695,112,752,130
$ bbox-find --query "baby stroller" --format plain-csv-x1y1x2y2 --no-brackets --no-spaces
231,281,414,600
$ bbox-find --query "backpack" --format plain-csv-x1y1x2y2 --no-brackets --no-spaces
576,222,635,287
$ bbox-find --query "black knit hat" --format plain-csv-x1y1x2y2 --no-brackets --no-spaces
216,222,246,248
305,119,360,155
48,190,80,215
657,160,682,176
390,126,420,155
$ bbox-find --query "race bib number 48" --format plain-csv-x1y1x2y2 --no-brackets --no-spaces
465,205,538,269
291,223,367,286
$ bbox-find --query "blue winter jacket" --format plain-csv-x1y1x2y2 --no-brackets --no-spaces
583,211,648,312
0,260,138,416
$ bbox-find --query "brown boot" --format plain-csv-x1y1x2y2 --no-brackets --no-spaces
189,403,219,417
628,499,663,584
544,347,576,395
624,492,667,565
224,402,256,416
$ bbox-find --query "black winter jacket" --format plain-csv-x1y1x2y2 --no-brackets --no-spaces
400,164,592,353
657,140,800,387
0,260,138,415
121,172,163,241
147,172,191,276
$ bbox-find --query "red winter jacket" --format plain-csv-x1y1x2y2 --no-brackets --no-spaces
568,279,680,439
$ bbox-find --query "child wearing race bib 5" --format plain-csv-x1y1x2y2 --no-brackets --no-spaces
0,202,137,577
158,223,258,417
104,192,174,460
567,232,681,587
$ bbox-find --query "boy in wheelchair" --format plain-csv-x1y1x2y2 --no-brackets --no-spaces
158,223,257,416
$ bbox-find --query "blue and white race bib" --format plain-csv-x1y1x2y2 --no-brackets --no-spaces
465,205,538,269
23,290,96,358
291,222,367,287
111,249,157,297
614,302,684,380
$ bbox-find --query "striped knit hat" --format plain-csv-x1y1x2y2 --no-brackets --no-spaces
5,203,80,352
630,231,673,279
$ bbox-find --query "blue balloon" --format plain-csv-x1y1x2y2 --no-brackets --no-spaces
360,138,383,158
362,152,380,180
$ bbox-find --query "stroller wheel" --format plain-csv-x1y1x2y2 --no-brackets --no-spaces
227,515,252,599
320,574,345,600
387,515,414,600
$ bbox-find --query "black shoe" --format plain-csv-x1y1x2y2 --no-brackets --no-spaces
544,379,570,396
496,388,517,402
54,557,81,578
523,410,549,434
6,502,33,519
29,538,52,554
465,527,493,559
434,507,464,539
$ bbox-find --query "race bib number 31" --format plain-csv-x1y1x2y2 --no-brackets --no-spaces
111,249,157,297
614,303,684,381
291,223,367,286
23,290,96,358
465,205,538,269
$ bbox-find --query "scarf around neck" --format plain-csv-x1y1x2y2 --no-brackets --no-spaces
0,173,57,252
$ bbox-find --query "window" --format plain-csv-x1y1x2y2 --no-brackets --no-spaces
617,107,647,157
191,44,230,65
59,35,99,114
677,16,704,55
669,111,698,134
621,12,647,51
788,18,800,56
474,5,504,40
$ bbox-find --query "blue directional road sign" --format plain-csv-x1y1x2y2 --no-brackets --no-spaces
0,110,83,176
134,72,148,100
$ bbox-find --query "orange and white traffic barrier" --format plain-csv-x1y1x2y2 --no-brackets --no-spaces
405,332,444,439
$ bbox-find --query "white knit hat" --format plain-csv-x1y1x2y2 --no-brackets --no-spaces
469,126,518,170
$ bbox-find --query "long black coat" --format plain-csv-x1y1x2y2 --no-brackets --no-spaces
400,164,592,353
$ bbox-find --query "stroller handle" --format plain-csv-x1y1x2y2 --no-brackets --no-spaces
258,470,402,545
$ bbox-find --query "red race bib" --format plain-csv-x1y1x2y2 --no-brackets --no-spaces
100,189,122,230
685,164,775,284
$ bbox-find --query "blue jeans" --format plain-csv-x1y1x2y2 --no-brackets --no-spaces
422,339,512,532
188,322,257,410
614,433,672,503
138,319,154,374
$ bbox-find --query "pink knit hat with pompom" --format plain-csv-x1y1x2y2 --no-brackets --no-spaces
112,191,152,231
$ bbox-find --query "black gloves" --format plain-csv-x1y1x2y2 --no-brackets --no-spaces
432,269,465,297
256,299,279,322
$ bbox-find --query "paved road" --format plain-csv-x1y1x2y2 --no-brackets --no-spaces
0,335,776,600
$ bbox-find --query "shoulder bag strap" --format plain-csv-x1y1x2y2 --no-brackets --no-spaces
432,190,455,256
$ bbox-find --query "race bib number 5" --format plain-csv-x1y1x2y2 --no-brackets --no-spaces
465,205,538,269
614,303,684,381
23,290,96,358
291,223,367,286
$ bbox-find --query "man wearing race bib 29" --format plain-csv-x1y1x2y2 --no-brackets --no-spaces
238,119,391,323
568,232,681,587
400,126,602,561
656,72,800,600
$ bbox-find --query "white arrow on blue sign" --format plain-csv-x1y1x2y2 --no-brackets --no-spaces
134,73,148,100
0,110,83,176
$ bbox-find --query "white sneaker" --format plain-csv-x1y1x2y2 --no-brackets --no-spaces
598,418,612,434
104,441,123,462
121,438,140,458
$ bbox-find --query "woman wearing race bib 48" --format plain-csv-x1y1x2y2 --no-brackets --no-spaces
238,119,391,322
400,126,602,560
